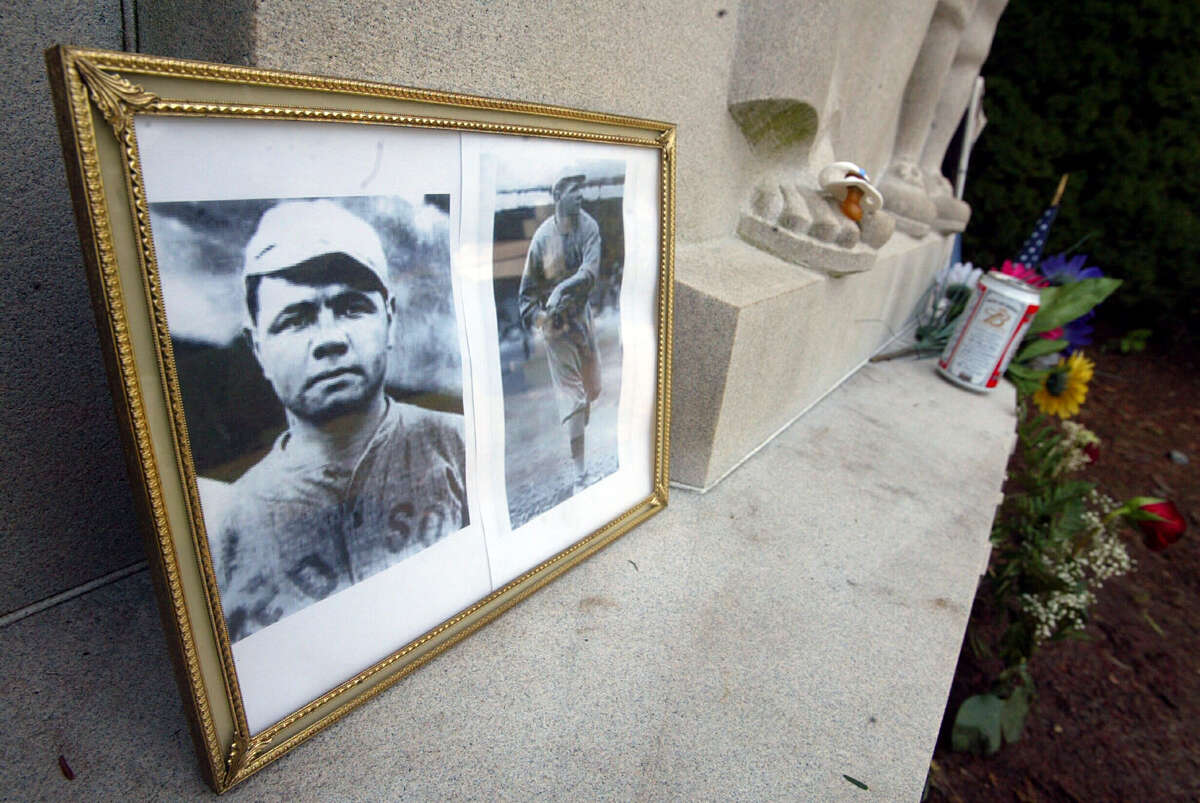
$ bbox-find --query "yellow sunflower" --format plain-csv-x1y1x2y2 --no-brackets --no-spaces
1033,351,1094,418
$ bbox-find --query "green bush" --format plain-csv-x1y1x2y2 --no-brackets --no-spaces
962,1,1200,340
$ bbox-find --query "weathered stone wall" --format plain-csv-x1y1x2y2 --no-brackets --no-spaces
0,1,137,613
3,1,1004,610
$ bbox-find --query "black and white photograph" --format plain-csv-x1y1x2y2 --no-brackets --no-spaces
48,50,674,778
150,193,470,642
133,116,497,735
491,159,628,529
113,107,665,743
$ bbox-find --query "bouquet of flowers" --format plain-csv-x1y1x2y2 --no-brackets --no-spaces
908,260,984,356
895,250,1121,414
996,254,1122,403
951,404,1186,755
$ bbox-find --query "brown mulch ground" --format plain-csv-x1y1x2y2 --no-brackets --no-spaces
928,341,1200,802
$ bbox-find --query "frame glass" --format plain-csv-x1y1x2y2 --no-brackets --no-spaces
46,45,674,792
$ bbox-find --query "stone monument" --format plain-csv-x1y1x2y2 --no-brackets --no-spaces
920,0,1010,233
4,1,1013,608
877,0,1008,236
727,0,941,274
663,0,1011,489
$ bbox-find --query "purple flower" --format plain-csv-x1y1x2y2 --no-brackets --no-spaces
1039,253,1104,352
1039,252,1104,284
1063,315,1096,353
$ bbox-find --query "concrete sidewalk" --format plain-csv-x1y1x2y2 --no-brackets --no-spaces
0,357,1015,800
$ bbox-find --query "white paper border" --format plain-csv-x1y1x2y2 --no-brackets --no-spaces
135,115,492,733
459,133,659,587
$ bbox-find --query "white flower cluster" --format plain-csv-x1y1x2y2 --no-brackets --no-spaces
1083,526,1135,581
1021,589,1096,643
1082,490,1135,581
936,260,983,291
1052,421,1101,476
1087,489,1118,514
1053,554,1085,587
1018,485,1135,645
925,261,983,320
1062,420,1100,447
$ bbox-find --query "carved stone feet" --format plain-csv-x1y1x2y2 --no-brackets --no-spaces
924,170,971,232
738,166,896,277
878,159,938,238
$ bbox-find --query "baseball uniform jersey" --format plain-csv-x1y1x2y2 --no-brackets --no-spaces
518,209,603,423
211,399,468,642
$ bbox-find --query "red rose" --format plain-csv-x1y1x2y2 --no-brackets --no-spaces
1083,442,1100,464
1139,500,1186,551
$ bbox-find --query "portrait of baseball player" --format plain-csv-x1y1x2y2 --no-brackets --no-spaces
492,160,627,528
149,194,469,643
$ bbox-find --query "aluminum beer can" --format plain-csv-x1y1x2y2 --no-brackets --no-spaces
937,271,1042,392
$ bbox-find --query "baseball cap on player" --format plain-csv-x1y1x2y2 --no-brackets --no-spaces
552,173,586,198
243,199,389,296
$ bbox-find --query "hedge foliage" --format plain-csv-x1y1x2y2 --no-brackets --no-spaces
962,1,1200,338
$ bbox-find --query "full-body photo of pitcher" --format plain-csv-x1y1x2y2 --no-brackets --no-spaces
518,172,603,491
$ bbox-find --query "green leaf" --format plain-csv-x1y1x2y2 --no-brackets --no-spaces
1123,508,1172,523
1015,337,1068,363
1005,362,1040,379
1023,562,1072,594
967,628,993,660
951,694,1005,754
1118,328,1152,353
1004,359,1050,395
842,774,869,791
1000,687,1031,744
1029,278,1123,334
1109,496,1166,519
1050,629,1093,643
1124,496,1167,508
999,620,1035,667
1005,362,1051,396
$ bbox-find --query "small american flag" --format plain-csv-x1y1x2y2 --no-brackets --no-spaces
1013,174,1069,267
1014,205,1059,266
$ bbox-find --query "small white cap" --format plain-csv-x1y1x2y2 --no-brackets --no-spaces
552,172,587,198
818,161,883,213
243,200,389,292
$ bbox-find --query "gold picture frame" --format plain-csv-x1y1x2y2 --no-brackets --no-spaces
46,45,674,793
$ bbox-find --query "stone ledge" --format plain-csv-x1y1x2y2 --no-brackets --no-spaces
0,356,1015,800
671,233,954,489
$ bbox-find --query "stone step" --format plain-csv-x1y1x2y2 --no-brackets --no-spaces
671,232,954,489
